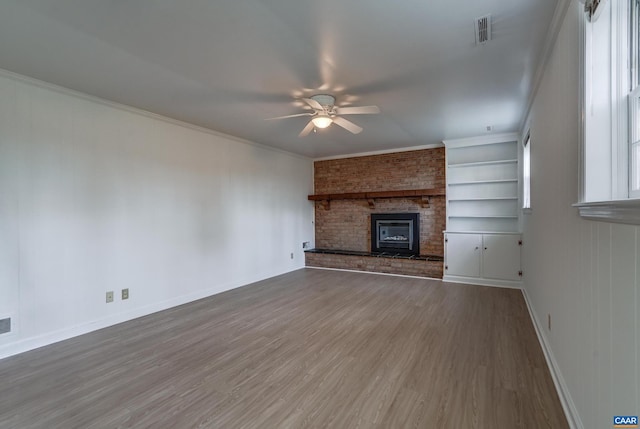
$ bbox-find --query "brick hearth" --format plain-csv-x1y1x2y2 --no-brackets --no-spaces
305,249,444,278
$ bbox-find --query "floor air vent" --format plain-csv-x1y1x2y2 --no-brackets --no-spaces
475,15,492,45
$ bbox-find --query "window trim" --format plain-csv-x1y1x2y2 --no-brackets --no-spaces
576,0,640,222
630,85,640,197
574,198,640,223
629,0,640,197
522,131,531,211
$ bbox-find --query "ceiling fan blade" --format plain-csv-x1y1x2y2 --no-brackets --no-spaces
299,120,315,137
265,112,313,120
302,98,324,111
335,105,381,115
332,116,363,134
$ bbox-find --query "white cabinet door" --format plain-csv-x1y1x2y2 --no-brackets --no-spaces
445,233,482,277
481,234,521,280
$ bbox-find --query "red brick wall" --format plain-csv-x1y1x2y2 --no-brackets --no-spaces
313,148,446,257
315,148,445,193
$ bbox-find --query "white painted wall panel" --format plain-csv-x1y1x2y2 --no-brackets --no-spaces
596,223,612,429
610,225,637,418
637,241,640,425
522,3,639,428
0,72,314,358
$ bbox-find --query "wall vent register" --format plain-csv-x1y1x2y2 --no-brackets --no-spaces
0,318,11,335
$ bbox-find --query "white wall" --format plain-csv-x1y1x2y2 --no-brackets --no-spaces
523,2,639,428
0,71,314,359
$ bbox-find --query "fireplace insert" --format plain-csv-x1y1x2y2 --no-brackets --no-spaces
370,213,420,256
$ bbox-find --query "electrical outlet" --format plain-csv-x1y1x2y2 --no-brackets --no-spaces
548,314,551,331
106,291,114,303
122,288,129,300
290,252,294,259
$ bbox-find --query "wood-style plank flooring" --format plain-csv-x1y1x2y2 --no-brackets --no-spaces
0,268,568,428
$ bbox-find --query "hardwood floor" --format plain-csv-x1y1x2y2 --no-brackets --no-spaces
0,268,568,428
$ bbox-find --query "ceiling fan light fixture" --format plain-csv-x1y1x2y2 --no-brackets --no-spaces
269,94,379,137
312,115,332,129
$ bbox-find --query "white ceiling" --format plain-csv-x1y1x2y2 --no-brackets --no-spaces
0,0,559,158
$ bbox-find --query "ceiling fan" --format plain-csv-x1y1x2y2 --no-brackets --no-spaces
266,94,380,137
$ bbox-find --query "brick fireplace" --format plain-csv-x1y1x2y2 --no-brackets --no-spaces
305,148,446,278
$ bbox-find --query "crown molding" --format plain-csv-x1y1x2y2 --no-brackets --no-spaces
313,143,444,161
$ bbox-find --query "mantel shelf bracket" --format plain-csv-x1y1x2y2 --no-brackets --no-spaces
415,196,430,208
367,199,376,209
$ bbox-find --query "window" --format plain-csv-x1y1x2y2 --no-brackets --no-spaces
632,0,639,89
580,0,637,201
576,0,640,222
523,133,531,209
632,85,640,195
630,0,640,197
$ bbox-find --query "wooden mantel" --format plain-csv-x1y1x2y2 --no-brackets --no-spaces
308,188,445,209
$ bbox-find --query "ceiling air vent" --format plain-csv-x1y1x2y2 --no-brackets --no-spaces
474,14,492,45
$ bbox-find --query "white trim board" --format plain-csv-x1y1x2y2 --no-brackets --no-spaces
442,133,520,149
313,143,444,162
444,230,522,235
573,199,640,224
442,275,523,289
0,267,303,361
309,266,523,287
521,287,584,429
0,68,311,162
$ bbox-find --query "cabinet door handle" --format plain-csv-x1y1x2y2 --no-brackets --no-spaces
484,247,488,250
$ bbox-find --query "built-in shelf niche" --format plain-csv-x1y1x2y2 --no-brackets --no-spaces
444,134,520,233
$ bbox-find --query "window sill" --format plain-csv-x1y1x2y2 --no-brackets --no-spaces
573,199,640,224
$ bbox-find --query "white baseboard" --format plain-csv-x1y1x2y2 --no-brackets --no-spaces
0,266,303,361
442,274,522,289
0,283,239,360
521,287,583,429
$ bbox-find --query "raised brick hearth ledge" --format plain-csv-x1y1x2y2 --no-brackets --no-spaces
305,248,443,261
305,249,444,279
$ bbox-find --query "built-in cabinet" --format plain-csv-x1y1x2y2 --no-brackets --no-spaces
444,232,522,288
443,134,522,288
